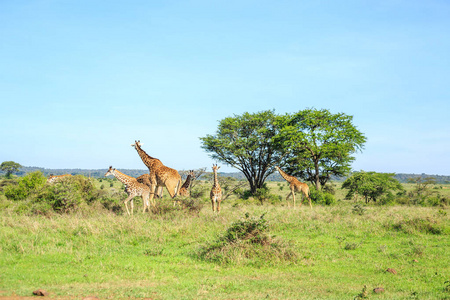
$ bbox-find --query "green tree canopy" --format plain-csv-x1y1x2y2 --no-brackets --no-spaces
342,171,404,203
277,108,366,189
200,110,286,193
200,108,366,194
0,161,22,178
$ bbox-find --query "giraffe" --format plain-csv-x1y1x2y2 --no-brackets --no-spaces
104,166,152,215
136,174,163,199
131,140,181,206
275,166,312,209
178,170,195,197
210,164,222,213
47,174,72,184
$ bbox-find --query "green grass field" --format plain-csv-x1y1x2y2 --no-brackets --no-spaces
1,190,449,299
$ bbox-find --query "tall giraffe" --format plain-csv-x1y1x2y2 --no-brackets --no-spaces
105,166,152,215
275,166,312,209
178,170,195,197
210,164,222,213
131,141,181,205
47,174,72,184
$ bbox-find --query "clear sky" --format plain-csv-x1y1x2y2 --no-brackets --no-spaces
1,1,449,175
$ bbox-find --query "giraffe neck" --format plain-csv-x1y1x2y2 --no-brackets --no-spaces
111,170,134,186
181,174,192,189
135,144,157,168
213,170,220,187
277,168,294,183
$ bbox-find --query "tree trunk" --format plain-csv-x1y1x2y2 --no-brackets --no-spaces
314,160,321,190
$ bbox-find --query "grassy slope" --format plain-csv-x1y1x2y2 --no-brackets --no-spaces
1,199,449,300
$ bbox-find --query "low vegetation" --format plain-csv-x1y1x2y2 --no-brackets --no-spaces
0,172,449,299
197,213,297,266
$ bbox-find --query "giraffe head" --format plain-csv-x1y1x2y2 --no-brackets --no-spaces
131,140,143,149
104,166,116,177
189,170,195,177
212,164,220,172
47,174,56,183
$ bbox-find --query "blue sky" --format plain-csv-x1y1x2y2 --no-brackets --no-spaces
1,1,449,175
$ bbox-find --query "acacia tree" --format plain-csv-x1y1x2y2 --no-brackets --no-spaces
200,110,286,194
277,108,366,189
0,161,22,178
200,108,366,194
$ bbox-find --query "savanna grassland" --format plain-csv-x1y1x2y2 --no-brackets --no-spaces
0,176,449,299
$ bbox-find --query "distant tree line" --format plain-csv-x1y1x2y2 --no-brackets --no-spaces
1,165,449,184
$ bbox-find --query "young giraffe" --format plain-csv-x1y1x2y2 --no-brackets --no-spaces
104,166,152,215
275,166,312,209
47,174,72,184
210,164,222,213
131,141,181,206
178,170,195,197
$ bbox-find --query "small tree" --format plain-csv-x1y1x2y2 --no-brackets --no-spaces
0,161,22,178
408,176,437,194
407,176,439,205
342,171,403,203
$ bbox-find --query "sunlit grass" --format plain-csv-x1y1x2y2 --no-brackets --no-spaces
0,201,449,299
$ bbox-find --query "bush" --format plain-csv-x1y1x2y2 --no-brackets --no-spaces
323,183,336,195
150,200,180,216
309,187,336,206
190,185,207,199
4,171,47,200
342,171,403,203
196,213,298,266
389,217,444,235
254,185,282,204
178,197,204,216
239,184,281,205
2,173,122,214
352,204,366,215
378,191,396,205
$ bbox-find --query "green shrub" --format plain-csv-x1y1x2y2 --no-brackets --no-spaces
4,171,47,200
390,217,444,235
196,213,298,266
2,173,122,214
323,183,336,195
352,204,366,215
190,185,207,199
309,187,336,205
178,197,204,216
426,194,449,207
239,184,281,204
150,200,180,216
378,191,396,205
254,185,282,204
342,171,403,203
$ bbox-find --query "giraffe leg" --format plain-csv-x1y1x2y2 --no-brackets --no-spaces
123,195,133,215
148,184,157,208
211,200,215,212
300,193,305,206
217,200,221,213
130,199,134,215
286,192,292,207
157,186,163,199
142,193,149,213
292,191,296,209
